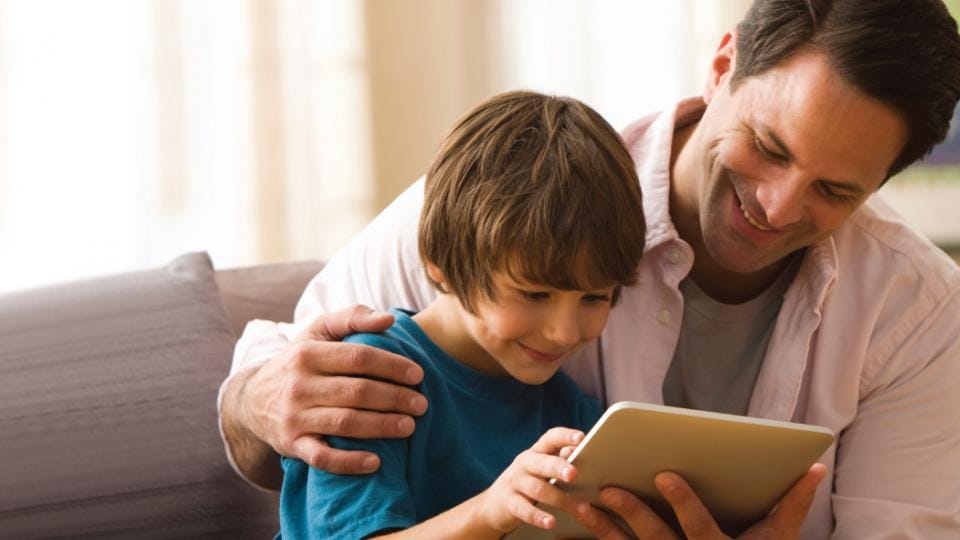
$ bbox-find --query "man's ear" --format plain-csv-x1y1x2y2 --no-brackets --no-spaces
705,31,737,104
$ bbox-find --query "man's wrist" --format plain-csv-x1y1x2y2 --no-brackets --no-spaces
219,364,283,491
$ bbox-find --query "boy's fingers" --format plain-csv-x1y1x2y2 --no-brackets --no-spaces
515,476,581,516
290,436,381,475
532,427,584,454
559,445,577,460
509,493,557,530
519,452,577,483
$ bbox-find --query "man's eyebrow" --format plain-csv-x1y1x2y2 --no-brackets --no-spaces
759,124,867,196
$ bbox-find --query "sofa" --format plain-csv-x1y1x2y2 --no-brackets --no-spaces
0,252,323,539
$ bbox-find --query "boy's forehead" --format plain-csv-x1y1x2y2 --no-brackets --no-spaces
495,258,616,292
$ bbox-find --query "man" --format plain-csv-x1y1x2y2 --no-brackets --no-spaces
219,0,960,537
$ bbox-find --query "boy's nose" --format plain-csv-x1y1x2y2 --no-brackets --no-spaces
543,310,581,348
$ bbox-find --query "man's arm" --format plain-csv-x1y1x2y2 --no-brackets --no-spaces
219,306,429,490
219,179,435,487
828,289,960,537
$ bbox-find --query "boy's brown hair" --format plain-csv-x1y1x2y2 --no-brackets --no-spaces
418,90,645,312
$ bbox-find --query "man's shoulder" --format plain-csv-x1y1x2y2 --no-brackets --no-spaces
840,194,960,298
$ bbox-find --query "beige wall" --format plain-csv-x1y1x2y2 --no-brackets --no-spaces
363,0,503,211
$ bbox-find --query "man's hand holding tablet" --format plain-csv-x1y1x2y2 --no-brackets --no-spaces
508,402,835,539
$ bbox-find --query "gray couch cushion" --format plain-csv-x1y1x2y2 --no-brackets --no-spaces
0,252,278,539
216,259,324,336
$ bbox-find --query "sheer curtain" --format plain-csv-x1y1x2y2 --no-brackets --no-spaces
0,0,374,293
0,0,749,294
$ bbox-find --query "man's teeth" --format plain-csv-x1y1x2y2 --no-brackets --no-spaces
740,204,771,231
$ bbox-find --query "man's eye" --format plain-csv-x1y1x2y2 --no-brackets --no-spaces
754,136,785,162
819,183,852,202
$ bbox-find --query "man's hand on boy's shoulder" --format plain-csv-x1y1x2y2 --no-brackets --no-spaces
229,305,430,476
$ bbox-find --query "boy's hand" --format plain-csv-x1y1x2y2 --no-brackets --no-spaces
474,427,589,533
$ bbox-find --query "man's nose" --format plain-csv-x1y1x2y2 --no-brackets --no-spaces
755,173,806,229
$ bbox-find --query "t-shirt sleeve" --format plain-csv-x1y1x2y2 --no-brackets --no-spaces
279,331,420,539
279,438,414,539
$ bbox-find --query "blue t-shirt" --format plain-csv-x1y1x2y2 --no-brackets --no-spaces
278,309,603,539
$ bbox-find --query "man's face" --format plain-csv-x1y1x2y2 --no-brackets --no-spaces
680,41,909,275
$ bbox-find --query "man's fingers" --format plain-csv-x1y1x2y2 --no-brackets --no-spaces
654,472,724,539
572,503,632,540
601,487,679,540
297,375,428,416
531,427,584,455
289,340,423,385
296,407,418,439
765,463,827,532
297,305,395,342
290,436,381,475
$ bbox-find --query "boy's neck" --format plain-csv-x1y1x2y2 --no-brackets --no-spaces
412,297,509,378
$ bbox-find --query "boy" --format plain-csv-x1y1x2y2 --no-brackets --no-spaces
278,91,646,538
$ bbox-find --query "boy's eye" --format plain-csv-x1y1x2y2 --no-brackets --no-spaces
520,290,550,301
582,294,612,304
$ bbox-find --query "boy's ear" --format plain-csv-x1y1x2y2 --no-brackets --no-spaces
705,31,737,104
425,263,447,287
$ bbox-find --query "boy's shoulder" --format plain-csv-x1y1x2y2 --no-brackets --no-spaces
342,308,426,359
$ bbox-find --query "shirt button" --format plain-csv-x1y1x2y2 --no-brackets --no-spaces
667,248,682,264
657,309,670,324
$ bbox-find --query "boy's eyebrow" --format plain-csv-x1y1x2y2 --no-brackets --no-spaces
758,124,867,197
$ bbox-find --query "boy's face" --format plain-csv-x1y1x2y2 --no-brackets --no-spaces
455,272,616,385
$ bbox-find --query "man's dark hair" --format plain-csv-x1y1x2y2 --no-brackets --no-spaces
733,0,960,177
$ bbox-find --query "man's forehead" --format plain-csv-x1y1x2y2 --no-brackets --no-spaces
735,54,908,189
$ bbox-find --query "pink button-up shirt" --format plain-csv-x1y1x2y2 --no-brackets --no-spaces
224,98,960,538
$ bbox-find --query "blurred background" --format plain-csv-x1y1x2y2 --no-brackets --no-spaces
0,0,957,294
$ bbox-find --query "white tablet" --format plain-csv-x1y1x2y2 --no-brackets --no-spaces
507,401,835,539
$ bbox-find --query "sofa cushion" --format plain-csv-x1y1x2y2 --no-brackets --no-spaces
0,252,278,538
216,259,324,336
